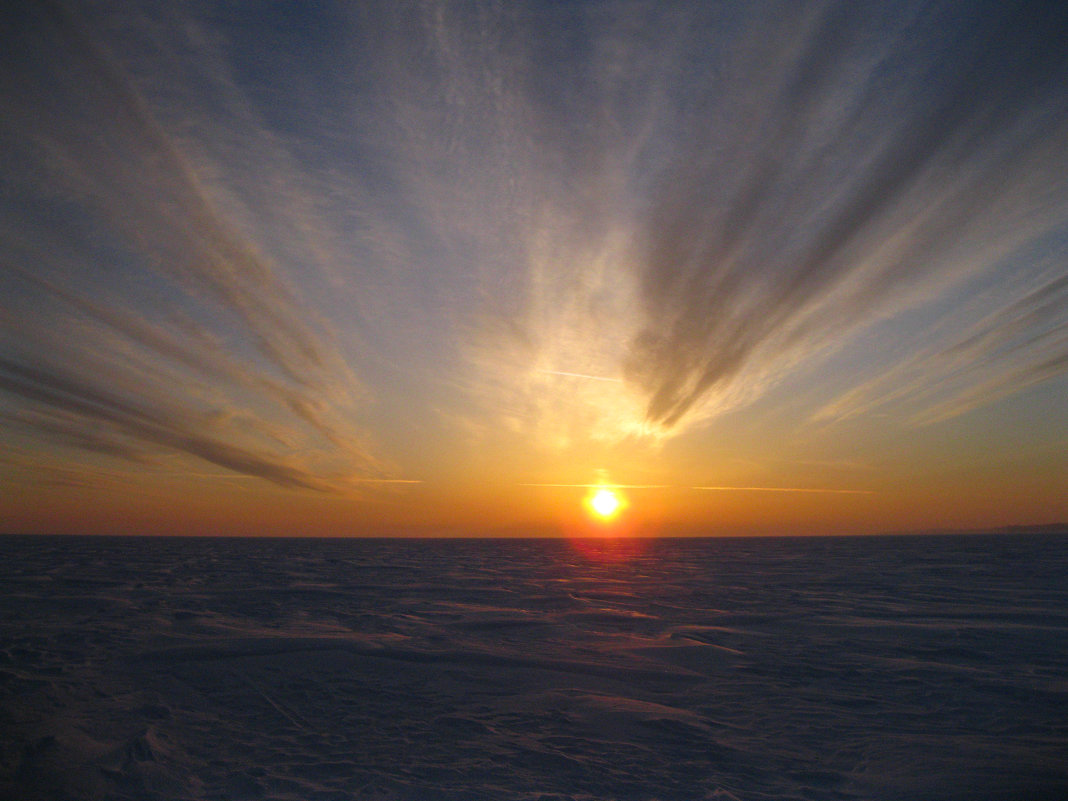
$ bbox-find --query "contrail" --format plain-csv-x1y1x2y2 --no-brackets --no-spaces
691,486,874,494
518,483,872,494
349,478,423,484
517,483,672,489
538,370,623,383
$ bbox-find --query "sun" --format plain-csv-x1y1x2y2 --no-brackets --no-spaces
591,489,619,517
585,486,624,522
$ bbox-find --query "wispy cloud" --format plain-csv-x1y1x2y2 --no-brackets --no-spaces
0,357,333,490
816,269,1068,425
0,1,393,488
621,1,1068,429
358,1,1068,447
1,0,1065,509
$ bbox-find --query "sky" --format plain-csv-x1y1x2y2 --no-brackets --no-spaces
1,0,1066,537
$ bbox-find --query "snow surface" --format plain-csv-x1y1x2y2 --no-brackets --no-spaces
1,533,1066,800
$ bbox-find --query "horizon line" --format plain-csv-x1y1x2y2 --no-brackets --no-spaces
3,524,1065,539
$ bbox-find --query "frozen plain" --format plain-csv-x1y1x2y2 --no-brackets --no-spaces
1,532,1066,800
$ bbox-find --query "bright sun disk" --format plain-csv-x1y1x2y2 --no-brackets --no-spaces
589,487,621,520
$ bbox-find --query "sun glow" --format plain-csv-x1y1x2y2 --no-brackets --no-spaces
585,486,625,522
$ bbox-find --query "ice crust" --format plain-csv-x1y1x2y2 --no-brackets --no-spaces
1,533,1066,800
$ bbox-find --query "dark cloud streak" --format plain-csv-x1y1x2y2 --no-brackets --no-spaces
626,0,1068,428
0,1,328,386
0,1,385,484
0,357,332,490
